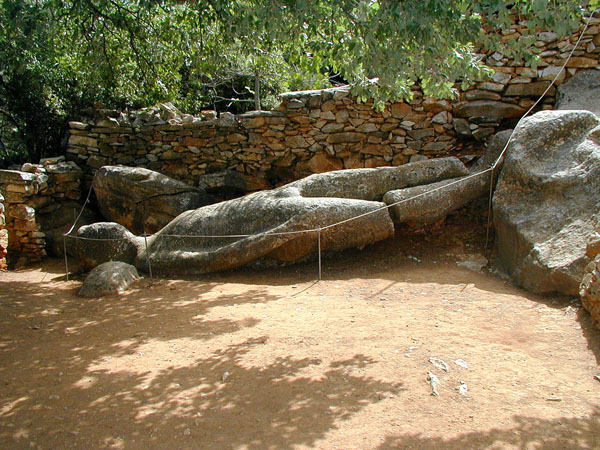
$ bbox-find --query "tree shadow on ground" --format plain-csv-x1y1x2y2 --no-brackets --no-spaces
2,212,598,448
577,308,600,364
377,407,600,450
76,346,402,449
0,266,403,449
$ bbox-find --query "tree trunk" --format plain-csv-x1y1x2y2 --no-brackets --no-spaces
254,71,261,111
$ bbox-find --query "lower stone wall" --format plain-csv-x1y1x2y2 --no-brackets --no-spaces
0,157,82,266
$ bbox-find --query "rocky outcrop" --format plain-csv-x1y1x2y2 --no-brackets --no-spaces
384,130,511,224
92,166,214,234
580,229,600,326
493,110,600,295
556,70,600,116
78,261,140,298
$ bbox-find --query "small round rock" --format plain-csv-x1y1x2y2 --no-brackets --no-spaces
78,261,140,298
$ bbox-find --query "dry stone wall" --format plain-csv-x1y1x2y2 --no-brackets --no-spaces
0,157,82,266
66,18,600,190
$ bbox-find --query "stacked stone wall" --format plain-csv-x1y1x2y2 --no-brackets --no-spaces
66,17,600,190
0,157,82,266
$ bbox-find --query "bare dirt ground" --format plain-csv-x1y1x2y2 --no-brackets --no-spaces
1,216,599,450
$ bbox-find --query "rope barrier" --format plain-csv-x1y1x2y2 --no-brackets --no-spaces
62,8,598,281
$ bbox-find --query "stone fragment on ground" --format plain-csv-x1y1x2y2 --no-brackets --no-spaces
93,165,214,234
429,357,450,372
457,254,489,272
493,110,600,295
427,372,441,396
78,261,139,298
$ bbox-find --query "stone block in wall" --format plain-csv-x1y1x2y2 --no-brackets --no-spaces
305,151,343,173
465,89,502,101
408,128,435,140
69,135,98,147
0,169,48,188
364,156,389,168
476,82,505,92
422,99,452,113
327,132,364,144
7,204,35,221
321,123,345,133
454,101,525,121
390,103,412,119
565,57,598,68
504,81,556,97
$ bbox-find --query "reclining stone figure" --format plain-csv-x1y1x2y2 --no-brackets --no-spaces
76,157,470,274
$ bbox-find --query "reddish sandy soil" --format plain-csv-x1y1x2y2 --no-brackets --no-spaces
1,217,599,450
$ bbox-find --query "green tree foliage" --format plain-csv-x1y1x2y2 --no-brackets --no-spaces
0,0,591,167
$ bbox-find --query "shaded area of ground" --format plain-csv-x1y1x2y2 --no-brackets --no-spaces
1,215,599,449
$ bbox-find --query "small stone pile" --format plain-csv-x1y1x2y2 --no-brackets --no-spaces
0,156,82,266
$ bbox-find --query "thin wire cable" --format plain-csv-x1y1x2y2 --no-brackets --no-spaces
63,234,130,242
64,179,95,237
62,179,96,278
